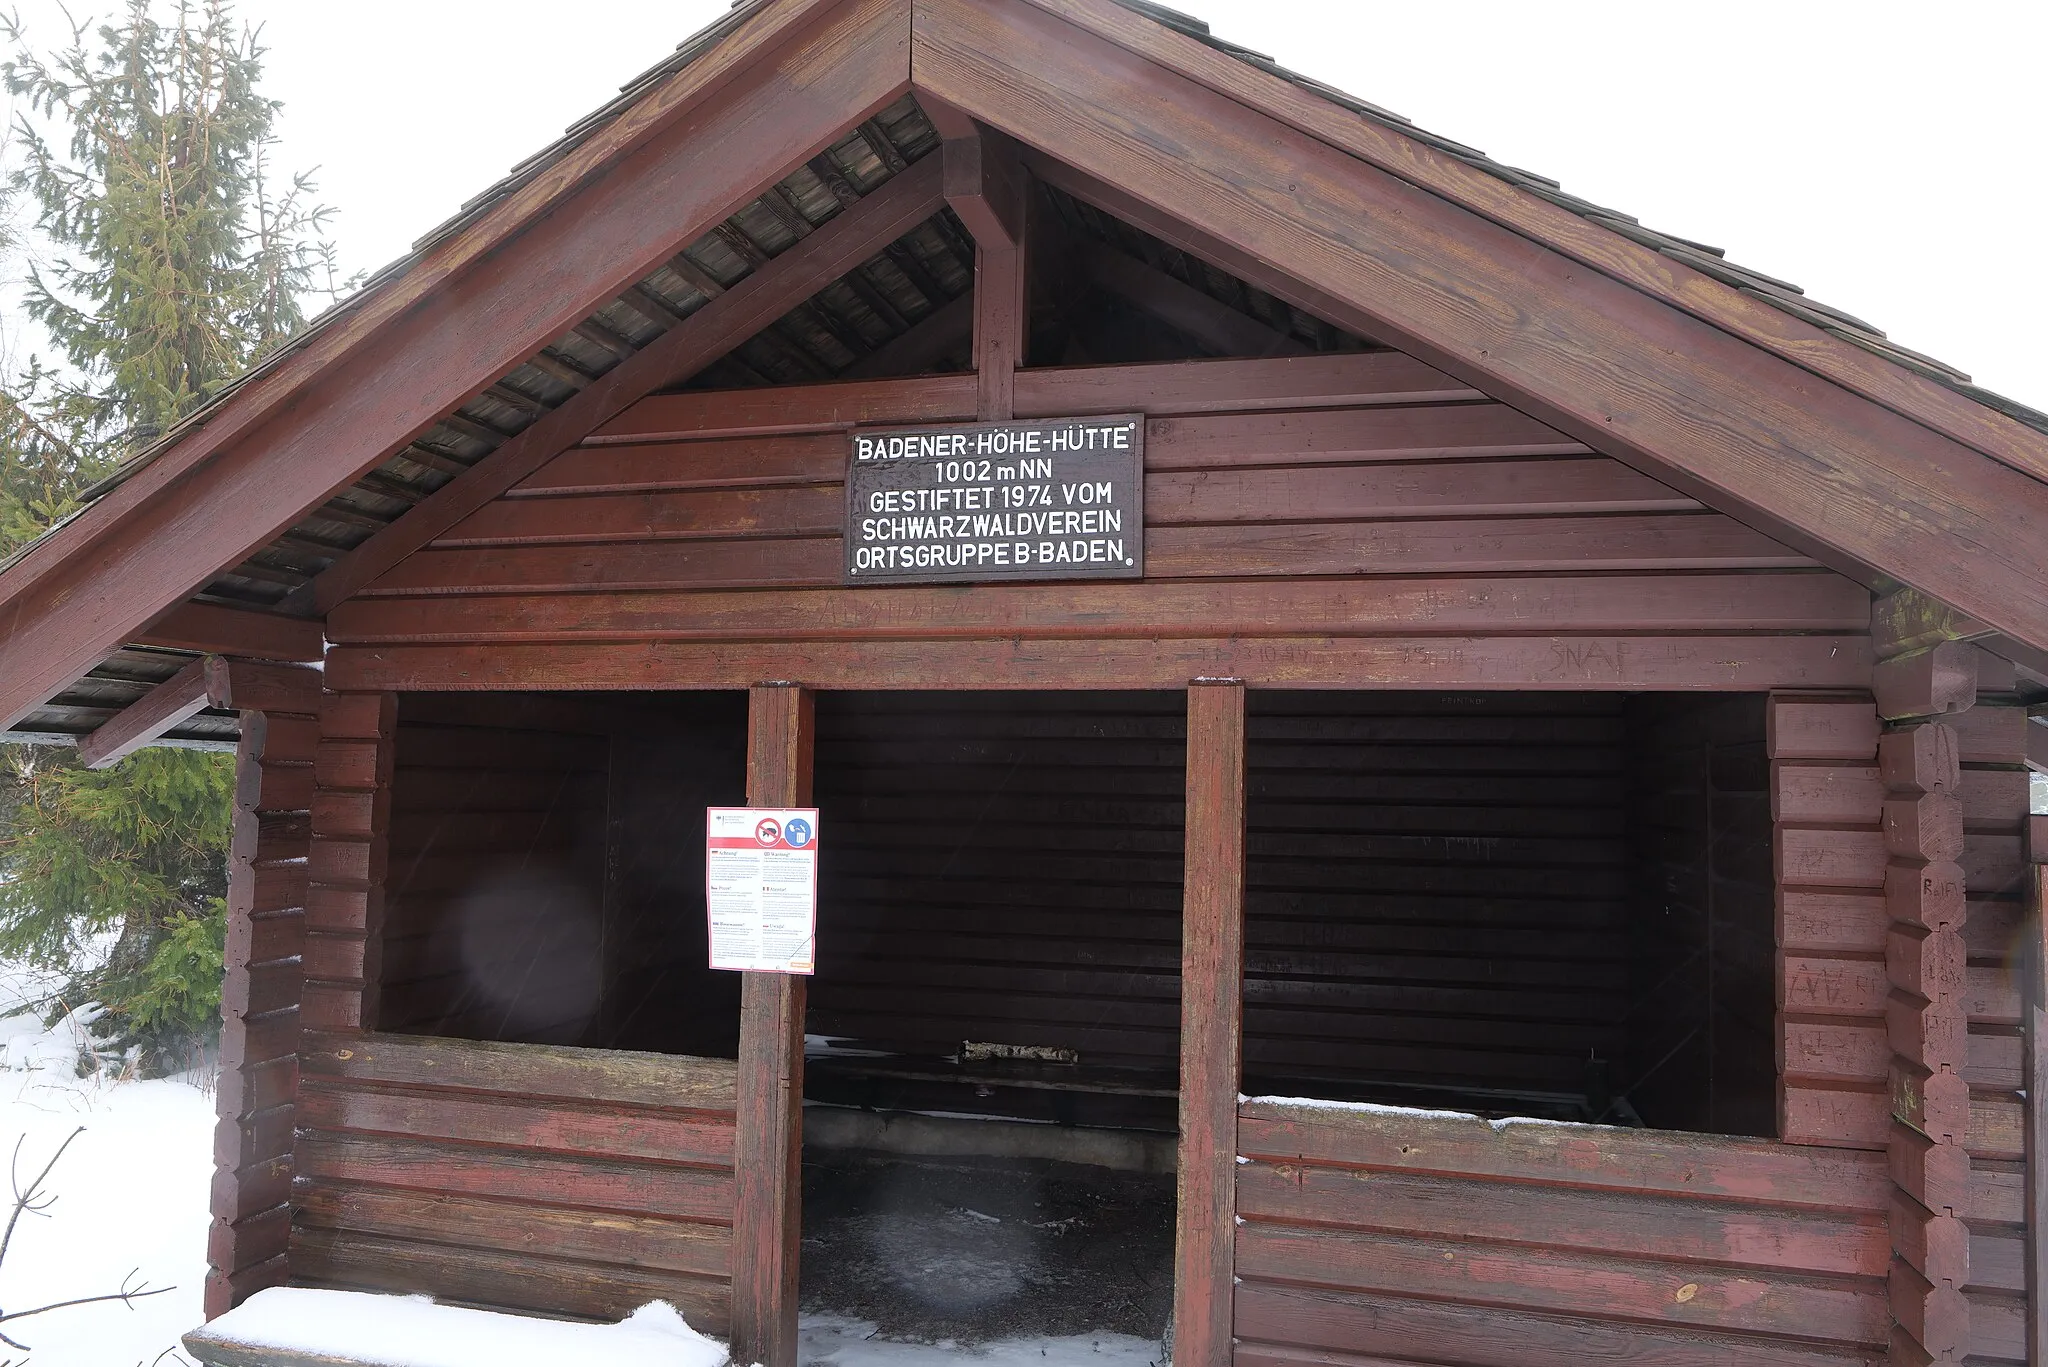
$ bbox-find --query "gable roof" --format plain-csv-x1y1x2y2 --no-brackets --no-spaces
4,0,2047,741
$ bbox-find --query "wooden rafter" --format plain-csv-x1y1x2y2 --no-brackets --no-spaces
0,0,914,732
312,152,945,611
911,0,2048,648
134,601,324,662
75,655,320,768
76,657,214,769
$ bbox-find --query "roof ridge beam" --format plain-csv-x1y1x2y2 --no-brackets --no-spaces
311,150,945,612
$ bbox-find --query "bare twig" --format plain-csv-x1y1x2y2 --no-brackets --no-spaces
0,1126,81,1269
0,1130,175,1356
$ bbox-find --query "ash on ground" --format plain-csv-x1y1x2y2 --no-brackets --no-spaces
799,1149,1174,1347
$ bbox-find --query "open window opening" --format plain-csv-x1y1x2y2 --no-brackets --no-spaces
1243,690,1776,1138
377,690,749,1054
798,690,1182,1346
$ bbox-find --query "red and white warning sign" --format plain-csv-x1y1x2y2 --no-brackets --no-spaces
706,807,819,974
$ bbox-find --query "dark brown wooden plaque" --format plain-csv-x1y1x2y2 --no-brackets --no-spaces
845,414,1144,585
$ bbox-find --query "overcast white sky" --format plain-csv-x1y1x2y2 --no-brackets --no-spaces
3,0,2043,408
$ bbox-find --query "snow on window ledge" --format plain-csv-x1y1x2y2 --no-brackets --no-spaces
185,1289,728,1367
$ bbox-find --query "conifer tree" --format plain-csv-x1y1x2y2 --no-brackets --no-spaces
0,0,336,1070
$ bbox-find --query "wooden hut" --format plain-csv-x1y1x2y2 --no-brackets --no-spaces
2,1,2045,1363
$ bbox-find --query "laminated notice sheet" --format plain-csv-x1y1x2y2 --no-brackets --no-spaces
705,807,819,974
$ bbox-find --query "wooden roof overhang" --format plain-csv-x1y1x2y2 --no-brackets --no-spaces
5,0,2048,744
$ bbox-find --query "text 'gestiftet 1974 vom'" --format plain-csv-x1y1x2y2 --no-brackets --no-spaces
843,414,1144,585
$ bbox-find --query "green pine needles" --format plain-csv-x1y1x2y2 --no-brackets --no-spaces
0,0,339,1071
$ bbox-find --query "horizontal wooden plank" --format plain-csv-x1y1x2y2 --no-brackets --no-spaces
439,483,843,546
1773,764,1883,826
326,634,1874,694
1144,404,1589,469
1236,1163,1884,1277
1969,966,2023,1025
362,512,1810,597
1189,459,1698,524
1777,829,1888,890
298,1032,736,1108
1968,1096,2024,1161
1767,701,1881,763
518,431,847,496
1234,1221,1885,1345
297,1080,734,1166
1778,893,1886,956
328,573,1871,646
1232,1281,1883,1367
1967,1289,2027,1361
1782,1020,1888,1087
1781,957,1886,1017
1953,706,2031,766
1780,1086,1888,1150
589,356,1481,444
287,1226,729,1334
295,1132,732,1222
537,402,1591,495
1235,1104,1890,1211
294,1182,730,1278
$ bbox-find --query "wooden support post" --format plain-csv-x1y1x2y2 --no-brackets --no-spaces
2029,827,2048,1366
730,683,815,1367
1882,678,1973,1364
206,672,319,1317
944,128,1028,419
1176,680,1247,1367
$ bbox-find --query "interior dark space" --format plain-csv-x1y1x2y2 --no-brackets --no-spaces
374,687,1777,1140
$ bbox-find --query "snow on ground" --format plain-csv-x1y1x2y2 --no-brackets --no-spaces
0,960,1164,1367
0,961,216,1367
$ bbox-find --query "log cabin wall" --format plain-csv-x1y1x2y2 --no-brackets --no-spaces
291,1031,738,1332
1768,694,1892,1151
320,355,1874,696
1957,661,2034,1365
1232,1100,1891,1367
207,699,318,1316
291,691,754,1330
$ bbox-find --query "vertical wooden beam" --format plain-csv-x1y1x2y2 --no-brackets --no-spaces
944,129,1028,420
303,693,397,1034
730,683,815,1367
206,676,318,1317
1881,676,1973,1364
1176,679,1247,1367
2030,827,2048,1367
